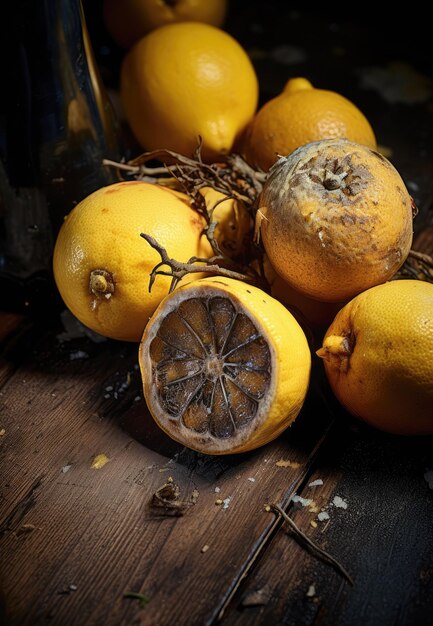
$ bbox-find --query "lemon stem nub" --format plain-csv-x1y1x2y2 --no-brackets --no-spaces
89,269,115,298
316,334,353,373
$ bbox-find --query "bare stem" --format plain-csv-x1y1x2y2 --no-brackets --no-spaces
397,247,433,282
106,144,266,213
141,233,258,293
271,503,354,586
408,248,433,265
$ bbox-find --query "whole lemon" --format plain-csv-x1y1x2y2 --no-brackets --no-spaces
140,276,311,454
120,22,259,162
257,139,413,302
53,181,212,342
317,280,433,435
103,0,227,48
243,77,376,171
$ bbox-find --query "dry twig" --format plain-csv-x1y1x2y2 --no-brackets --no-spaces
140,233,266,293
271,503,354,585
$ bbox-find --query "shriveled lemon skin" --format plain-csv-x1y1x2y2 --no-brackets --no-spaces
120,22,258,162
258,139,413,302
139,276,311,454
53,181,211,342
318,280,433,435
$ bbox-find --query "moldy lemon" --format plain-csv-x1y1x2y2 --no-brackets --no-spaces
257,139,413,302
139,277,311,454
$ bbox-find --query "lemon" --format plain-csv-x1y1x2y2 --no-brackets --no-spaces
199,187,251,259
53,181,212,342
243,77,376,171
103,0,227,48
317,280,433,435
139,276,311,454
120,22,258,161
257,139,413,302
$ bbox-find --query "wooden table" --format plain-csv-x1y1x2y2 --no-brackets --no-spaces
1,5,433,625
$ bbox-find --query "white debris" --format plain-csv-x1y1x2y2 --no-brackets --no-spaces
308,479,324,488
317,511,330,521
134,396,141,402
61,465,72,473
105,386,113,392
292,494,313,507
332,496,348,509
222,497,231,510
306,584,316,597
104,393,111,399
214,486,221,493
424,469,433,490
117,373,132,394
69,350,89,361
247,477,256,483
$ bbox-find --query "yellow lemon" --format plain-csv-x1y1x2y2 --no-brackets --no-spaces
120,22,258,162
262,256,345,329
53,181,212,342
243,77,376,171
103,0,227,48
317,280,433,435
199,187,252,259
139,276,311,454
257,139,413,302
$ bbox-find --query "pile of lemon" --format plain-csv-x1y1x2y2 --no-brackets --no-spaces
53,0,433,454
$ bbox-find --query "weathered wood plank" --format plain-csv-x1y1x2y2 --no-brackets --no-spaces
0,328,333,626
221,412,433,626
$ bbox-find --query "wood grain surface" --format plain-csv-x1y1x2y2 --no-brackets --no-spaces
1,3,433,625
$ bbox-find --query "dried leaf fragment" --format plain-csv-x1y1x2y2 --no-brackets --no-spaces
124,591,149,608
149,477,196,516
16,524,36,536
276,459,300,468
241,585,271,607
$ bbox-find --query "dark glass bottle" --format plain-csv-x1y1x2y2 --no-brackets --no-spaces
0,0,124,316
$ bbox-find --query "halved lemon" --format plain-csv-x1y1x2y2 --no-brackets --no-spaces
139,277,311,454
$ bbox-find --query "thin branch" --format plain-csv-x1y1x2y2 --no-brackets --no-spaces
408,248,433,265
271,503,354,586
141,233,258,293
396,247,433,282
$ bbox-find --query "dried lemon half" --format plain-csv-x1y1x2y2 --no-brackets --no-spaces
139,277,311,454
